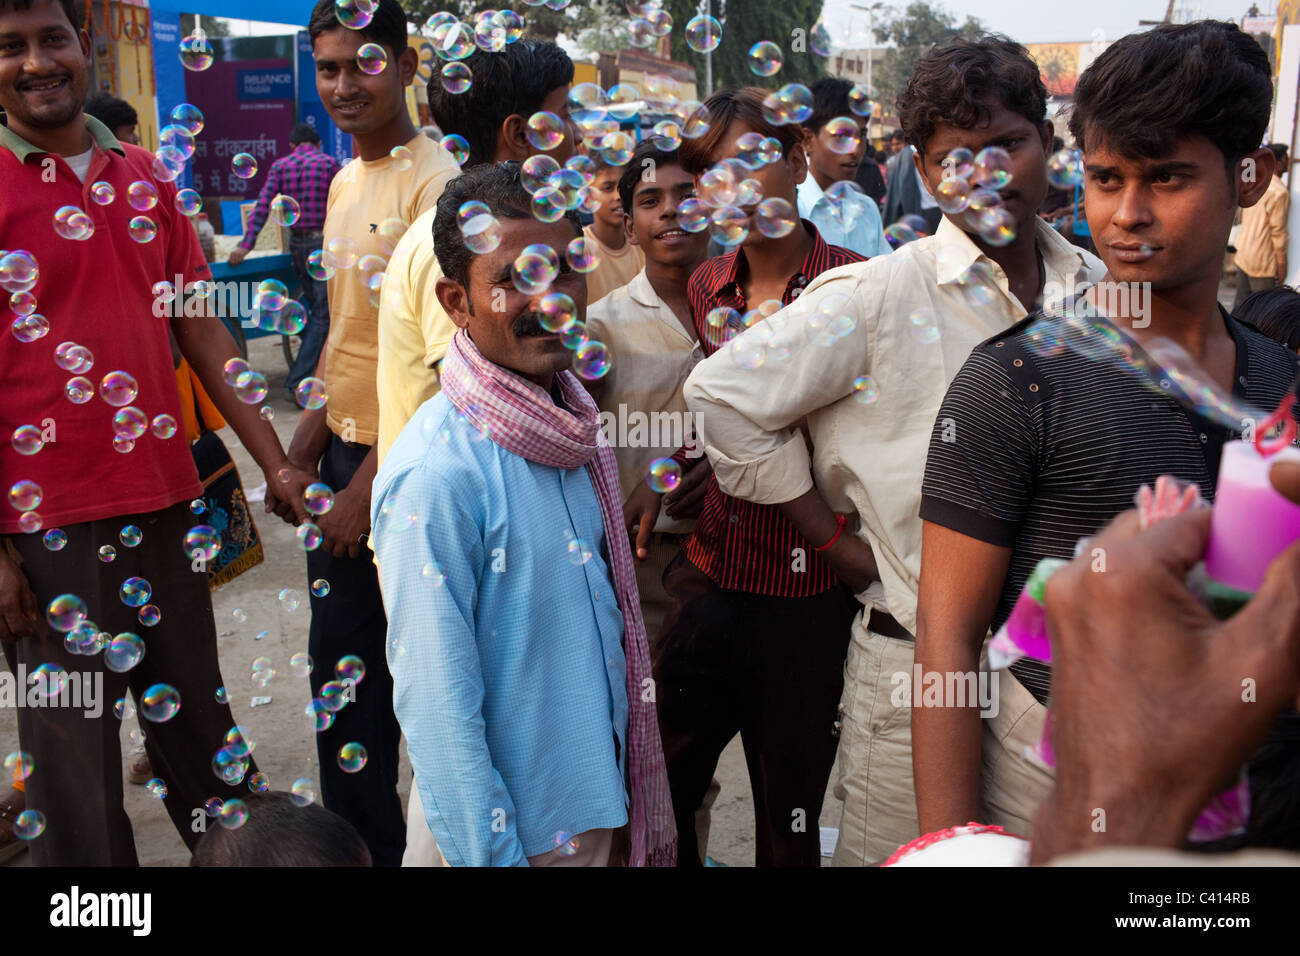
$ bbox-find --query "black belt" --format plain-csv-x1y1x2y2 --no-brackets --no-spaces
870,610,914,642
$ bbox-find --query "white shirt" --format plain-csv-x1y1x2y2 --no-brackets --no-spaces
585,269,703,533
683,217,1105,632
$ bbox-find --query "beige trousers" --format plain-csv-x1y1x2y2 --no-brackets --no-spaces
829,617,1054,865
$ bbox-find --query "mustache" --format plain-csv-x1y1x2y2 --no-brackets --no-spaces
512,312,550,337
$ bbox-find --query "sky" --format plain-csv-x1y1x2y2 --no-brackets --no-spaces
219,0,1269,46
820,0,1264,45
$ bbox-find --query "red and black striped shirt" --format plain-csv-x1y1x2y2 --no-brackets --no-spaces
683,221,865,596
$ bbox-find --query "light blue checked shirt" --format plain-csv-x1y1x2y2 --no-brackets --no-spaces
796,174,891,258
372,392,630,866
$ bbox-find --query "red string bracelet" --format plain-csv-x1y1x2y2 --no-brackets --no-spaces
813,513,847,552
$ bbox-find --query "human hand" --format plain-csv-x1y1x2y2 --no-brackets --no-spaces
314,484,371,559
0,547,37,642
663,457,712,520
1030,507,1300,862
265,463,315,526
623,482,663,564
228,247,249,266
823,532,879,594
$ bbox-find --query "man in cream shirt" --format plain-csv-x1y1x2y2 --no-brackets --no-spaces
683,36,1104,865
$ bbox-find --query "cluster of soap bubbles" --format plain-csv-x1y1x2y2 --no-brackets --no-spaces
626,0,673,49
4,249,45,346
903,145,1020,249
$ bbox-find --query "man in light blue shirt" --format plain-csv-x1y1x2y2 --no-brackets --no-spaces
796,77,890,258
371,163,634,866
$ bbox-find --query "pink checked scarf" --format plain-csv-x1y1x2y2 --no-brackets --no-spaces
439,329,678,867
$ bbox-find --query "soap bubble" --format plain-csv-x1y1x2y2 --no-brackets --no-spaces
335,0,375,29
137,605,161,627
573,340,611,380
977,207,1017,247
218,798,248,829
271,194,301,226
11,424,43,456
325,237,359,271
45,593,86,632
146,778,168,799
63,375,92,403
944,147,975,180
290,778,316,806
278,587,302,612
972,146,1013,191
99,370,138,407
179,32,214,71
698,165,738,208
231,153,257,179
175,188,202,216
565,236,599,273
98,544,116,562
848,84,875,117
140,683,181,722
335,654,366,684
539,291,576,333
152,147,186,182
311,578,331,597
686,14,721,52
390,145,414,171
9,478,41,512
710,206,749,247
4,750,34,783
120,576,152,608
526,111,565,152
884,222,919,249
748,41,782,77
296,523,323,551
936,177,972,214
440,60,472,94
304,483,334,516
678,198,709,233
357,41,388,74
53,205,93,240
823,116,862,155
42,529,66,551
908,307,941,345
441,133,470,166
306,249,334,281
1047,148,1084,189
853,375,880,405
290,652,313,678
650,119,682,150
90,181,116,205
761,84,813,126
458,202,501,254
755,197,796,238
338,742,368,773
12,809,45,840
127,216,157,243
512,243,559,295
160,124,195,160
647,457,681,492
119,524,143,547
184,525,221,562
296,377,329,409
104,632,145,672
171,102,204,134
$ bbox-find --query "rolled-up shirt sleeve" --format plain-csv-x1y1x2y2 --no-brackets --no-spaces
683,266,876,505
373,460,527,867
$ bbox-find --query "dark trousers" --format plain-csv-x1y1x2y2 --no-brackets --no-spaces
1233,269,1278,314
287,230,330,391
2,501,253,865
305,435,404,866
652,552,857,867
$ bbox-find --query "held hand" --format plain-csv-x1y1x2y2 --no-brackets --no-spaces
0,548,38,642
663,457,712,520
623,482,663,564
314,484,372,559
265,463,315,526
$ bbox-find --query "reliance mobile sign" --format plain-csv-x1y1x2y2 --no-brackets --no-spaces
238,69,295,100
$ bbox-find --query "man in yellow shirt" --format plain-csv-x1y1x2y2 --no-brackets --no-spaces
582,153,646,303
375,40,580,463
1233,142,1290,311
285,0,459,867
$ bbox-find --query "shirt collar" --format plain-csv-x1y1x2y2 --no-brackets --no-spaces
709,220,827,306
627,268,697,342
292,142,320,155
933,215,1091,286
796,174,826,218
0,114,124,162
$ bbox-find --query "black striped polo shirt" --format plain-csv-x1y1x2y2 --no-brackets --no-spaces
920,306,1300,704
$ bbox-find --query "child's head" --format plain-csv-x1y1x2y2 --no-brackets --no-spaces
618,141,709,270
801,77,869,189
1069,20,1275,291
678,86,808,247
427,39,576,167
589,152,630,232
897,35,1052,236
190,792,372,867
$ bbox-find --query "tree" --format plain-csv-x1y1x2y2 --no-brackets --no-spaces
872,1,982,107
662,0,827,94
181,14,232,38
399,0,619,44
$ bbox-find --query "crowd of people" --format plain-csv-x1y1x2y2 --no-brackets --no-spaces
2,0,1300,868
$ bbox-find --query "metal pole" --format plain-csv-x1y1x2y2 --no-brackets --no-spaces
705,0,713,97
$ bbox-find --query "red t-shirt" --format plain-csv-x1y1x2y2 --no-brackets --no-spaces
0,118,208,534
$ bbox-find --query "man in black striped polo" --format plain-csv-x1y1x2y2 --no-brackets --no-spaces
916,20,1300,850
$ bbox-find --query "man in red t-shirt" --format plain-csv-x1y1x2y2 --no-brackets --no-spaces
0,0,313,865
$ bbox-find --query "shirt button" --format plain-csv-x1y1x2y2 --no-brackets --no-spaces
593,589,600,601
1200,433,1208,443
